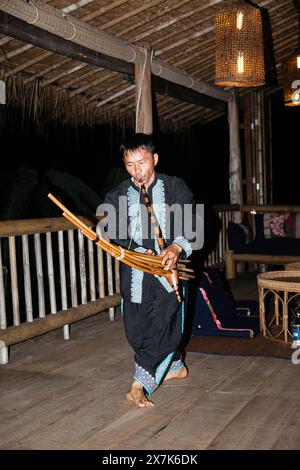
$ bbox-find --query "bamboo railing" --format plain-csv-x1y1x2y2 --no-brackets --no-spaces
0,204,245,365
0,215,120,364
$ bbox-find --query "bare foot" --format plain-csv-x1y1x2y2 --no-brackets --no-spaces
164,366,188,382
126,381,155,408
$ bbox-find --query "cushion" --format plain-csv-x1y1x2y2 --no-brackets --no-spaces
263,213,296,239
227,221,252,250
253,213,264,241
233,237,300,255
192,269,260,338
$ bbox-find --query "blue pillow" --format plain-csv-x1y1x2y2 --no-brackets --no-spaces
227,222,251,250
253,213,264,241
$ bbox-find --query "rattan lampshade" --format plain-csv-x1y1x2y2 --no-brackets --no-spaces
282,51,300,106
215,0,265,87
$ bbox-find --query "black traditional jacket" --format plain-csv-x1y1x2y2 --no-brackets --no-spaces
103,172,196,303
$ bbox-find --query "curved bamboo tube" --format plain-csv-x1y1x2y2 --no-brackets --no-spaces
48,194,195,301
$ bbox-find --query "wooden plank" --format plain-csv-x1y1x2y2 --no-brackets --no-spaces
97,247,105,298
0,215,101,237
272,403,300,449
0,294,120,346
87,239,96,301
34,234,45,318
78,231,87,305
206,395,298,450
46,232,57,314
0,239,7,329
9,236,20,326
1,276,299,450
68,230,78,308
22,235,33,322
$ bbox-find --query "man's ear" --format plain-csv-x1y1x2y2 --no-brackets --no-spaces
153,153,159,166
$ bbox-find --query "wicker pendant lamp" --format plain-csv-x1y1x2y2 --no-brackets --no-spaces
215,0,265,87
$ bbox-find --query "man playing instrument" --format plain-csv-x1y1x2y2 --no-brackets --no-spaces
103,133,196,408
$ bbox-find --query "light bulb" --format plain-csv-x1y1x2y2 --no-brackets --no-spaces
236,11,244,30
237,52,244,74
297,55,300,69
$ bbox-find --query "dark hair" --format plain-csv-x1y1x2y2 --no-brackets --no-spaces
120,133,156,157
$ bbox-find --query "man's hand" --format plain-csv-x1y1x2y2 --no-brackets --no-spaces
160,244,183,271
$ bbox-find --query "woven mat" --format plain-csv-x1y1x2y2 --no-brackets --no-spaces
186,334,293,359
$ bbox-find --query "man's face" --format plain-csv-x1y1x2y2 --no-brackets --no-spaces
123,148,158,187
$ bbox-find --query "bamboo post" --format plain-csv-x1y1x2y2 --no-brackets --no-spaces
78,230,87,305
58,230,69,340
228,90,242,222
22,235,33,322
97,247,105,298
114,258,120,293
68,230,78,307
135,44,153,134
9,236,20,326
225,250,236,280
34,233,45,318
88,239,96,301
46,232,57,314
244,92,254,204
106,253,115,321
0,240,7,329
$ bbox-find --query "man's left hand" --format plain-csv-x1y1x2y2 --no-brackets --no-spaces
161,244,183,271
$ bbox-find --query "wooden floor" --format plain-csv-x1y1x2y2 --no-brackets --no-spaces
1,274,300,450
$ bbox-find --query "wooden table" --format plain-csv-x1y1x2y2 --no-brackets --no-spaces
257,270,300,343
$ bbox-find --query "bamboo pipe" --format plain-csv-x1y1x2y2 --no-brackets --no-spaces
48,194,195,296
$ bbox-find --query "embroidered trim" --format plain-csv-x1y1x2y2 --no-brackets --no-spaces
134,363,156,396
127,186,144,303
158,276,173,293
131,268,143,303
155,352,174,385
134,247,147,253
169,359,184,373
173,236,192,257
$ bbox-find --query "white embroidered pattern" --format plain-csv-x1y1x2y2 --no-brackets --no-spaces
134,363,156,396
169,359,184,373
173,235,192,257
127,186,143,303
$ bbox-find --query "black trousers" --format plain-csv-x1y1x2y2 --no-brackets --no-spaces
122,278,183,395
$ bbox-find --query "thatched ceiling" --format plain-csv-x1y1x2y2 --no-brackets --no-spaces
0,0,298,128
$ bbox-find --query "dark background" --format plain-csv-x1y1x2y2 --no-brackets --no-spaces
0,88,299,220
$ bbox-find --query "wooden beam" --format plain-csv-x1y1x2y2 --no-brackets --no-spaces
0,11,133,75
0,11,228,112
152,76,227,112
